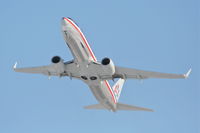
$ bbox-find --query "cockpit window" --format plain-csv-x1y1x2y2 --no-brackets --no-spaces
67,17,79,26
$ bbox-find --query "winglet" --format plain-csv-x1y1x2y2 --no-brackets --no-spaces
13,62,18,70
184,68,192,78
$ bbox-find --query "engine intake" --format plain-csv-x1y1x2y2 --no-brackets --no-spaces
52,56,61,63
101,57,115,75
101,58,110,65
51,56,65,75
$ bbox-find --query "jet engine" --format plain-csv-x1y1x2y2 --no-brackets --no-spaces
51,56,65,75
101,57,115,75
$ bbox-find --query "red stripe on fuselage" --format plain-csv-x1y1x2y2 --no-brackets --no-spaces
64,18,97,61
63,17,116,104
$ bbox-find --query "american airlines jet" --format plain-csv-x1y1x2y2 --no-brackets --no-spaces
14,17,191,112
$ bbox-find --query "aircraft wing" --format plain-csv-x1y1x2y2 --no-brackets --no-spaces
14,63,50,75
13,63,64,76
113,66,191,79
13,62,80,78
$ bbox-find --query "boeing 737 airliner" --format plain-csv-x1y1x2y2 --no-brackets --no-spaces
14,17,191,112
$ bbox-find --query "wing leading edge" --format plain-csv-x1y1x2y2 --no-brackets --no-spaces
13,62,52,75
13,61,81,79
113,66,191,79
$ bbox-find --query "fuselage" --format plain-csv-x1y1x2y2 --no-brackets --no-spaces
61,17,117,111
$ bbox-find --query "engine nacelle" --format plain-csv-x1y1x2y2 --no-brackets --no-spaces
51,56,65,75
101,57,115,75
51,56,62,64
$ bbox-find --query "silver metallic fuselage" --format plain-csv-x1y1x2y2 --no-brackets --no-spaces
61,17,117,111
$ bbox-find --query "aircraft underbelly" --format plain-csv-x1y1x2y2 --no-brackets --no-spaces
62,30,92,62
61,18,116,111
88,81,115,110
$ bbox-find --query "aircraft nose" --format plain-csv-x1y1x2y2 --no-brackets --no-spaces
61,17,67,26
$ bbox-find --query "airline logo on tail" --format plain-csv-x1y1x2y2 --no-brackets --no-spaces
112,78,125,102
113,84,120,97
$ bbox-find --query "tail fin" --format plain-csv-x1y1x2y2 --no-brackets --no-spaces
117,103,153,112
112,78,125,102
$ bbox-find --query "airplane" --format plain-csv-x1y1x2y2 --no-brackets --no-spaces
13,17,191,112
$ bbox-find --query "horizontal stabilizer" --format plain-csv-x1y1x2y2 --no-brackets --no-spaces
84,103,153,112
84,104,105,110
117,103,153,112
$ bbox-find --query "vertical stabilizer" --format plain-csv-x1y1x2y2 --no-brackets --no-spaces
112,78,125,102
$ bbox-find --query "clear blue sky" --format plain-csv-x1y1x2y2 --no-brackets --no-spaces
0,0,199,133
